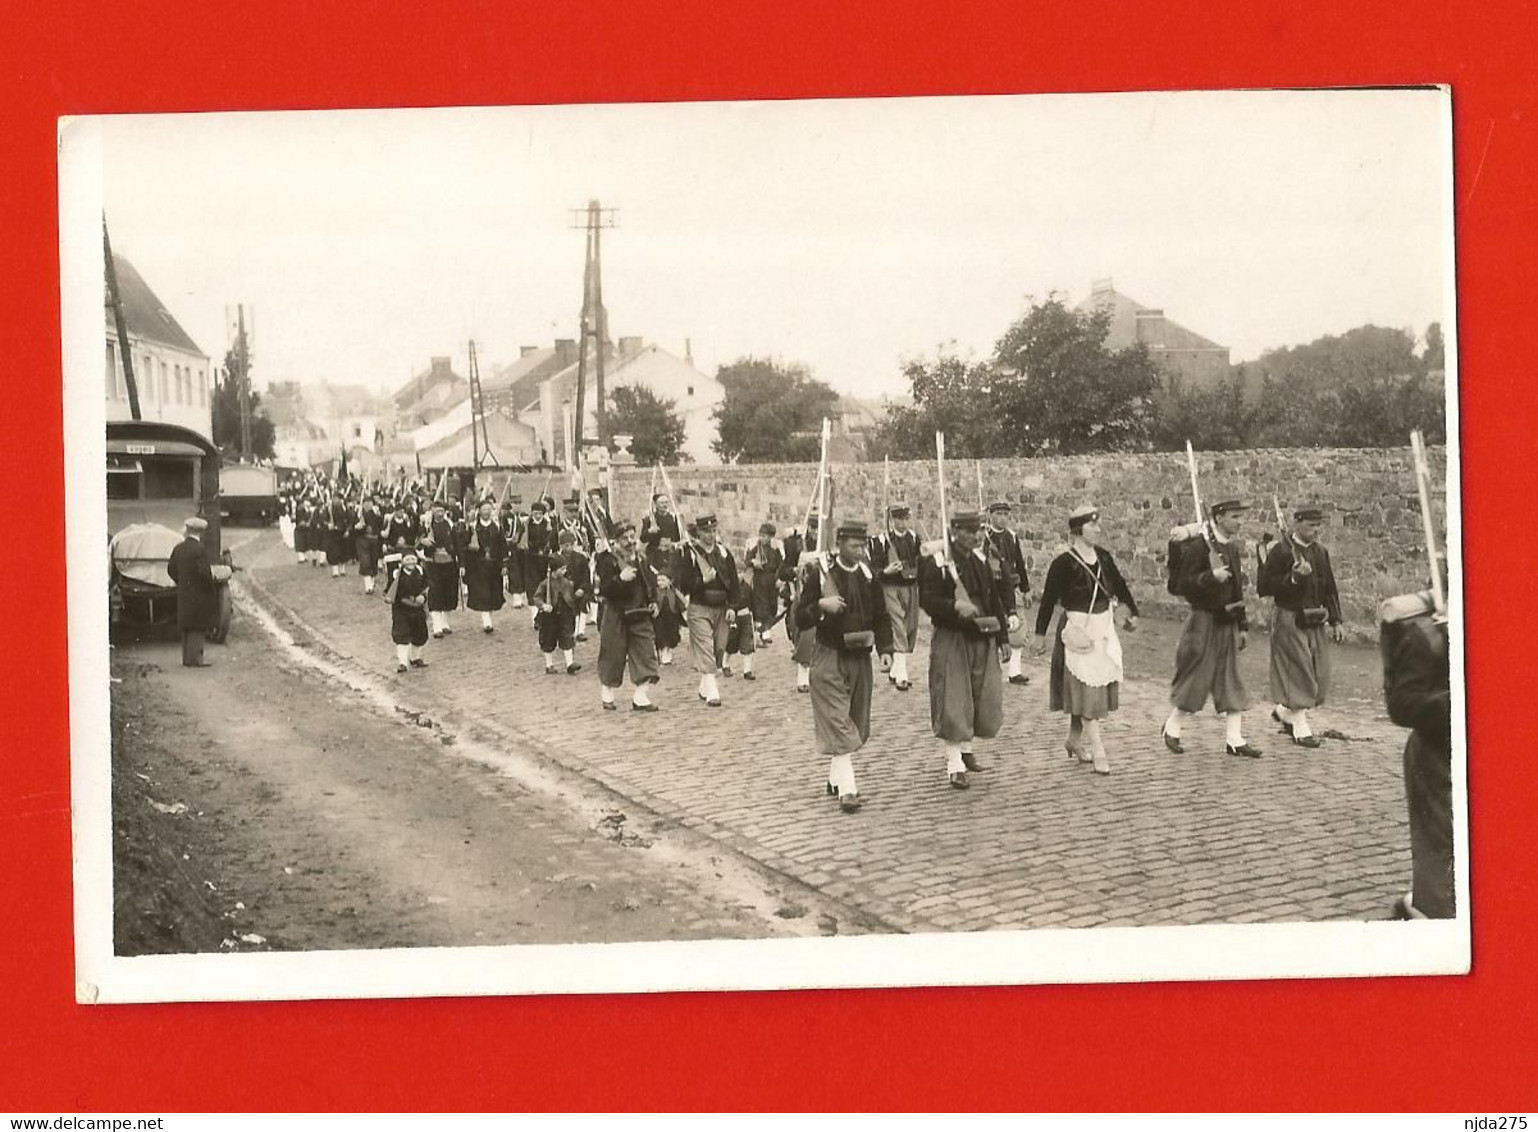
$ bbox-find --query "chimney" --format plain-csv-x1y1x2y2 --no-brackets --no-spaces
1091,277,1115,295
685,338,694,366
1134,309,1167,347
520,345,538,358
554,338,577,369
618,335,644,360
430,356,452,379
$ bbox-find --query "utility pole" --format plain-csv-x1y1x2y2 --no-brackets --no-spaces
102,215,141,421
234,304,253,460
568,199,617,467
467,338,496,470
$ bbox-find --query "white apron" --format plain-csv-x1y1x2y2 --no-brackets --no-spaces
1062,604,1123,687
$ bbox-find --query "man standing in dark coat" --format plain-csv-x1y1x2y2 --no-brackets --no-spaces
420,499,460,638
166,516,219,667
595,521,662,712
919,509,1018,786
984,501,1033,686
459,500,507,633
1257,506,1346,747
1381,589,1454,919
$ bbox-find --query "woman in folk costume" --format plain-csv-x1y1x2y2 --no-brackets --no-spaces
645,530,685,666
594,521,662,711
459,500,507,633
387,549,431,673
1256,506,1345,748
354,495,384,595
793,521,894,813
420,499,461,638
918,509,1018,788
1032,506,1140,775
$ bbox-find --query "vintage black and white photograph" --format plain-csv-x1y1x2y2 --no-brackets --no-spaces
61,89,1464,1003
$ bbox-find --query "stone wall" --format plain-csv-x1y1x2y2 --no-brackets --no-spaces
611,448,1450,628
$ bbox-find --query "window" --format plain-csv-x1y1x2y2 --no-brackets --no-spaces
353,424,363,439
687,385,695,397
197,368,206,406
159,358,168,405
174,364,184,405
105,341,118,400
144,355,156,400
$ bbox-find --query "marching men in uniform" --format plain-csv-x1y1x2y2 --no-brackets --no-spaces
1257,506,1346,747
868,504,921,692
460,500,508,634
746,523,784,649
677,513,740,707
355,495,384,595
594,521,662,712
422,499,461,639
1162,499,1261,758
523,498,558,618
919,508,1018,787
794,520,894,813
646,528,685,666
1032,506,1140,775
984,501,1033,686
782,517,821,693
381,500,419,589
497,500,527,608
640,492,682,553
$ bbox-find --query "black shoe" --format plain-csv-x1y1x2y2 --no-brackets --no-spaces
722,666,733,678
602,701,617,711
840,794,863,813
442,627,453,636
396,663,409,673
961,751,990,773
895,680,911,692
797,684,810,694
566,663,582,675
545,667,558,676
1161,726,1184,754
707,698,722,707
743,671,757,681
1008,674,1030,686
575,633,588,642
1293,734,1321,749
948,771,970,790
483,625,495,635
410,658,428,668
825,781,839,797
632,702,658,712
1271,708,1295,736
432,631,443,640
1226,742,1263,758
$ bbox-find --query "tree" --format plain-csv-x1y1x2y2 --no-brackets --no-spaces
212,350,275,460
991,297,1161,455
1248,325,1445,447
1150,366,1258,451
711,357,840,463
867,353,1007,459
608,382,689,465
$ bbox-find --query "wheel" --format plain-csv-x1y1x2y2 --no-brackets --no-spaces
207,584,233,644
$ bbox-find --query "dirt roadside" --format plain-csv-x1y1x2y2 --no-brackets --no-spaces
110,582,876,955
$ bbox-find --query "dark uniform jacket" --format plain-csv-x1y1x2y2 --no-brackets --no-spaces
1034,547,1138,636
677,540,740,607
1381,600,1452,749
166,535,217,631
1175,531,1250,630
421,516,460,563
640,510,682,552
868,529,921,585
595,550,656,616
459,519,507,566
382,513,419,552
1257,538,1343,623
984,524,1030,598
794,553,895,655
918,540,1015,642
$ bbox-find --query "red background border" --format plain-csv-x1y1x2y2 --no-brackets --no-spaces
3,0,1532,1111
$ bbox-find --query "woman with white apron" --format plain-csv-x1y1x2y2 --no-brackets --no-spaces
1032,505,1141,775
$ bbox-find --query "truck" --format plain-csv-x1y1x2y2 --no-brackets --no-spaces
220,462,280,525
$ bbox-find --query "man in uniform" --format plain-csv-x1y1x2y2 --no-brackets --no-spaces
533,531,583,675
984,501,1032,686
781,516,821,693
1257,505,1345,747
919,509,1018,787
355,494,384,595
166,516,221,668
868,504,922,692
640,492,681,553
380,499,419,590
747,522,784,648
497,500,527,608
1162,499,1260,757
387,549,430,672
595,521,662,712
676,513,739,707
421,498,460,638
1381,585,1453,919
795,520,894,812
646,528,685,666
523,498,558,619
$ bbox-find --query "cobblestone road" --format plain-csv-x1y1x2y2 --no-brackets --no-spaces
240,531,1412,933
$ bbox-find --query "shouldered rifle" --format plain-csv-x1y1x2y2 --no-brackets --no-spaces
1410,430,1447,617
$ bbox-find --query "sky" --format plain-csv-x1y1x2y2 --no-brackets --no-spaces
89,89,1452,400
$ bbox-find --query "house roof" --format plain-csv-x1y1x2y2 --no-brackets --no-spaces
106,254,206,357
317,382,384,418
418,408,541,470
531,343,717,415
393,359,468,409
486,345,583,413
1078,284,1225,353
